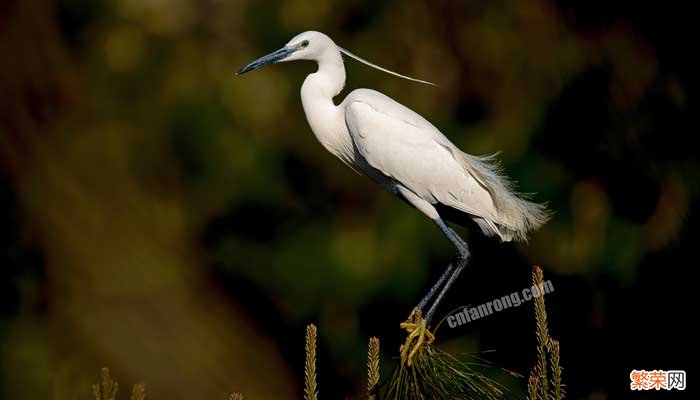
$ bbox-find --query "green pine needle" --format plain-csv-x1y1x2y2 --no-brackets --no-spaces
385,344,505,400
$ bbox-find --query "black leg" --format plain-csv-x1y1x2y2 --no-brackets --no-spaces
436,219,469,259
416,262,455,312
424,218,471,323
425,256,467,323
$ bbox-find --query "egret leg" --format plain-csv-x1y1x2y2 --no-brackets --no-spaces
424,218,471,324
399,218,470,365
437,219,469,259
425,257,467,323
394,188,459,314
416,263,455,312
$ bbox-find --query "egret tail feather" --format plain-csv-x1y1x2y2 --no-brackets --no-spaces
459,152,551,242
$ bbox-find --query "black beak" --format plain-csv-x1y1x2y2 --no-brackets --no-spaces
236,47,294,75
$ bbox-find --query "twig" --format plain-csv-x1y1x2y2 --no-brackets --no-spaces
367,337,380,400
532,266,549,400
304,324,318,400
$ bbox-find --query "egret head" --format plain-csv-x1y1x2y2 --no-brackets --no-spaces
236,31,335,75
236,31,437,86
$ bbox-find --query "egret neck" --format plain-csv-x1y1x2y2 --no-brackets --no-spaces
300,48,355,165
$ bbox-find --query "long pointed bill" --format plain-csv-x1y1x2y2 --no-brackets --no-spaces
236,47,294,75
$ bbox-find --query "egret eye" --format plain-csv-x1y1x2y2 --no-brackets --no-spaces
301,40,309,48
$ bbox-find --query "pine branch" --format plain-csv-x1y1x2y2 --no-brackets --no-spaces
548,338,563,400
528,374,540,400
532,266,549,400
386,345,504,400
92,368,119,400
304,324,318,400
367,337,380,400
130,384,146,400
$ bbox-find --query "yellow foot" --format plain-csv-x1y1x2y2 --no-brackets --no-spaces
399,308,435,366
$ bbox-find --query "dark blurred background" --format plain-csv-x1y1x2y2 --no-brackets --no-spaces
0,0,695,399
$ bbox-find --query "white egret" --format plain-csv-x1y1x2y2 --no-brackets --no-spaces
237,31,549,361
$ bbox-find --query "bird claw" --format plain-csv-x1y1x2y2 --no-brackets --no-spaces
399,308,435,366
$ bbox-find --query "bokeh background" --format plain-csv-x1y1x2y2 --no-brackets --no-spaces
0,0,694,399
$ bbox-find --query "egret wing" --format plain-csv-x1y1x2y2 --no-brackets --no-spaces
343,92,499,221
